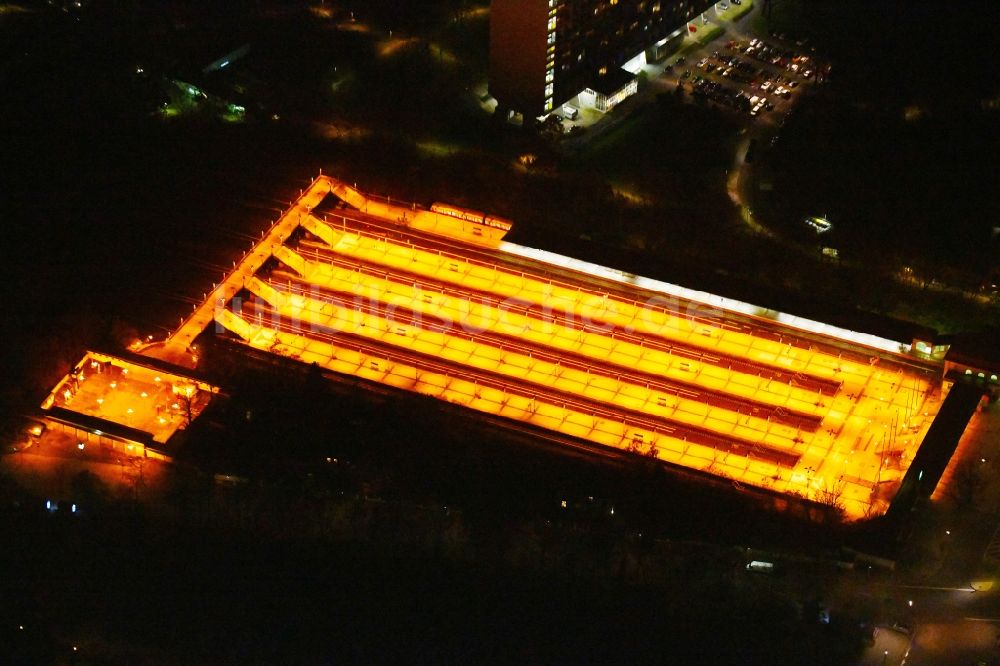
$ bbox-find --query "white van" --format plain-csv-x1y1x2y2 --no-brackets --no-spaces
562,104,579,120
746,560,775,573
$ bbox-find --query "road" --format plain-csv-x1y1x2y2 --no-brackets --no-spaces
859,586,1000,665
807,558,1000,666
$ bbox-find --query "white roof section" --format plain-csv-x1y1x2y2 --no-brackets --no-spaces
500,242,911,355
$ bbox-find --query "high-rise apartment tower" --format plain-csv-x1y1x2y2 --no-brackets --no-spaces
490,0,716,119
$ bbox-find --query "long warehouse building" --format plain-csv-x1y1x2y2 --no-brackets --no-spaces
128,175,963,520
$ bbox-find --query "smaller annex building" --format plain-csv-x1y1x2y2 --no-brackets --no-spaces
941,329,1000,395
578,68,639,112
39,350,218,461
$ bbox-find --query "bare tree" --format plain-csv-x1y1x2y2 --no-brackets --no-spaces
121,456,147,500
815,475,847,513
175,386,198,427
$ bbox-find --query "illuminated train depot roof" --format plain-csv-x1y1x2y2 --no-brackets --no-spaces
160,175,945,519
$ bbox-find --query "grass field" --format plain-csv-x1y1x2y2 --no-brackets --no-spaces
695,23,724,46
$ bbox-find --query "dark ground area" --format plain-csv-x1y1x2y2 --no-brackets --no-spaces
0,341,871,662
0,502,864,664
753,0,1000,284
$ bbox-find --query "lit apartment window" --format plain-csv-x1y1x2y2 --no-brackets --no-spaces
545,82,554,97
547,32,556,45
545,97,553,111
548,16,557,31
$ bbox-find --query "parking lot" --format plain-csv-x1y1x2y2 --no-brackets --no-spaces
557,4,828,151
681,37,822,122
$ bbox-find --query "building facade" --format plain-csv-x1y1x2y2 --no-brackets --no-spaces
490,0,716,119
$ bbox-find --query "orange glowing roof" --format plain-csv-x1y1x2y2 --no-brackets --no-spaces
41,350,218,445
157,175,945,520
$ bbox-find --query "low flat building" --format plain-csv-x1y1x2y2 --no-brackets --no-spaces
39,350,218,460
204,176,949,520
579,67,639,112
26,174,988,523
941,329,1000,397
